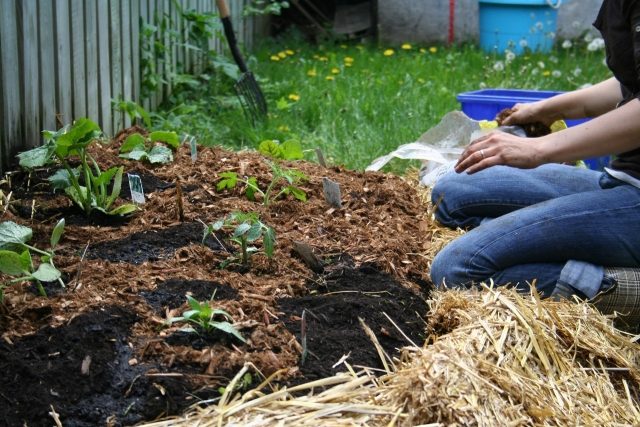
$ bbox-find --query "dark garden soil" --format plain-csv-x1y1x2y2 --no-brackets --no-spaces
0,131,435,426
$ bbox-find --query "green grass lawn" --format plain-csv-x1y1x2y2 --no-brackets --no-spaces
155,34,610,173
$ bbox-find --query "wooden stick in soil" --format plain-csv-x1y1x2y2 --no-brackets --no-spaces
176,181,184,222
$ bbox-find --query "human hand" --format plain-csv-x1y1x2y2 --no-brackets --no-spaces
454,130,544,174
501,102,549,126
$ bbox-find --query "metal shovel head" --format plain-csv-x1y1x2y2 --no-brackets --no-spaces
235,71,267,125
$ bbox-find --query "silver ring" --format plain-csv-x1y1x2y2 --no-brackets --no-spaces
480,149,486,159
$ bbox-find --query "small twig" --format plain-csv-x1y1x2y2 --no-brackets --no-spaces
383,311,419,347
71,241,91,291
300,309,308,365
49,405,63,427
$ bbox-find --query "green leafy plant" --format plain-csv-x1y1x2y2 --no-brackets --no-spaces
243,0,289,16
17,118,138,217
216,162,307,206
258,139,303,161
119,130,180,164
203,211,275,267
111,98,152,127
0,219,65,301
169,294,245,342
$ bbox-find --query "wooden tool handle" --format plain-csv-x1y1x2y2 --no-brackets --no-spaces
215,0,230,19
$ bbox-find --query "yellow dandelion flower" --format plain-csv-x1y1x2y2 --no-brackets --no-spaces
285,49,295,55
419,48,427,53
429,46,437,53
319,56,328,62
307,69,317,77
331,67,340,74
345,63,352,67
344,56,354,64
326,76,335,81
542,70,551,77
288,93,300,102
401,43,412,50
277,125,290,132
278,51,287,59
383,49,395,56
270,55,280,61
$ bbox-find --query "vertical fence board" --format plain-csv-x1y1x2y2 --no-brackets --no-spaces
54,0,73,125
85,0,99,124
38,0,56,132
110,0,123,133
0,0,21,168
121,0,133,127
147,0,157,108
131,0,141,107
70,0,87,119
21,0,40,148
140,0,151,111
97,0,113,135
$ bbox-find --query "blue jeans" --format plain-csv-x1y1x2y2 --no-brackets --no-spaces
430,164,640,297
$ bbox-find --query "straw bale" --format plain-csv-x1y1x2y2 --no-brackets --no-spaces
141,287,640,427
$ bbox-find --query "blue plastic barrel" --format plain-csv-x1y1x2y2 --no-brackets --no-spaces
457,88,610,170
479,0,561,54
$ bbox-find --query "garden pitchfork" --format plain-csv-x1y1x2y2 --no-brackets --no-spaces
215,0,268,126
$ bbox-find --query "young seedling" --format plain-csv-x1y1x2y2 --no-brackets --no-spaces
0,219,65,301
119,130,180,164
202,211,275,267
169,295,245,342
17,118,138,217
216,161,308,206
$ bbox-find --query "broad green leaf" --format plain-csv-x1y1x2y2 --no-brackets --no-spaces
56,118,101,157
147,145,173,164
120,133,146,153
186,295,202,311
50,218,65,248
94,167,119,187
263,226,276,258
211,57,240,80
120,148,149,161
106,203,138,216
246,222,262,243
0,250,30,276
47,168,78,190
233,223,251,238
106,167,124,208
258,140,283,159
0,221,32,250
32,263,61,282
17,143,55,169
149,131,180,149
19,250,32,270
211,321,246,342
216,172,238,191
245,177,258,201
287,186,307,202
65,186,89,210
210,308,233,321
281,140,304,160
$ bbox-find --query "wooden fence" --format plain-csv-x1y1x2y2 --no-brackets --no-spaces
0,0,263,172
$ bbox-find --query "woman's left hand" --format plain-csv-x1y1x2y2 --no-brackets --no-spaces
454,131,545,174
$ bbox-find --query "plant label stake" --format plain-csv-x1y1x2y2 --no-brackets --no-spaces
127,173,145,205
188,136,197,163
322,177,342,208
315,148,327,167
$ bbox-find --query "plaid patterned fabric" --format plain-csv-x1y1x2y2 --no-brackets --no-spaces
591,267,640,331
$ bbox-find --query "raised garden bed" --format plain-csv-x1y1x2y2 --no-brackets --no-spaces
0,128,433,426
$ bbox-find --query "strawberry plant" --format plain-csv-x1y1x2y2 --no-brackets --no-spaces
203,211,275,267
17,118,138,217
119,130,180,164
169,295,245,342
216,161,307,206
0,219,65,301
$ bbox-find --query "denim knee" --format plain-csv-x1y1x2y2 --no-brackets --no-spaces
430,245,462,289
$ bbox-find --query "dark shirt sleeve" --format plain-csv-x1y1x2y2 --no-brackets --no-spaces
628,0,640,92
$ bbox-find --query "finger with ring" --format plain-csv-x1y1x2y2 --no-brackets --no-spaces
480,149,486,159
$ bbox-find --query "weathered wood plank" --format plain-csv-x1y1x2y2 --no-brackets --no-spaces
110,0,123,133
38,0,56,132
21,0,40,148
85,0,99,124
121,0,133,127
0,0,22,169
147,0,157,108
131,0,141,107
70,0,87,119
54,0,73,125
97,0,113,135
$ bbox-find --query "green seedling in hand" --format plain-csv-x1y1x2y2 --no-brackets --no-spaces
169,295,245,342
0,219,65,301
17,118,138,217
216,161,307,206
119,130,180,164
203,211,275,267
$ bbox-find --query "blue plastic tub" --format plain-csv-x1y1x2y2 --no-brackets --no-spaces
457,88,609,170
479,0,560,54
